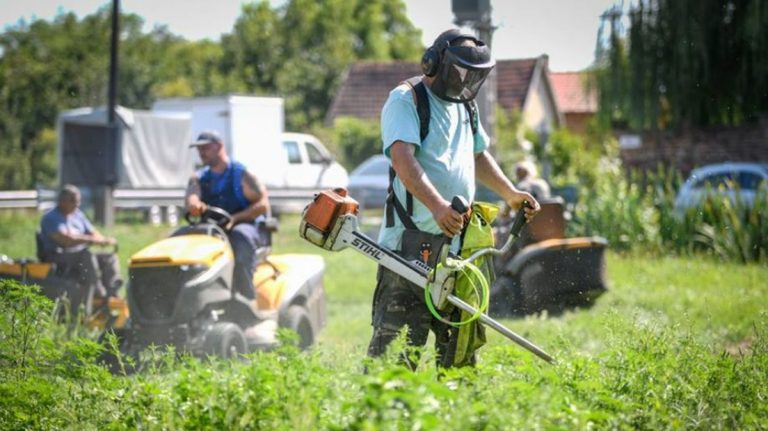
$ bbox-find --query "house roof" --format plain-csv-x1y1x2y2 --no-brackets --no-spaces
549,72,598,114
496,58,538,112
325,58,542,124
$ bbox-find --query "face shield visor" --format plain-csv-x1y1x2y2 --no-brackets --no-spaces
430,45,495,103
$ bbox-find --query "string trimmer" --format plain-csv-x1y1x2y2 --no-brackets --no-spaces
299,188,554,364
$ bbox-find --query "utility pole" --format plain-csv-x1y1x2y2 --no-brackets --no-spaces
452,0,497,149
95,0,119,226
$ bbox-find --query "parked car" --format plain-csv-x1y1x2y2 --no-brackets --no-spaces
673,162,768,215
347,155,390,209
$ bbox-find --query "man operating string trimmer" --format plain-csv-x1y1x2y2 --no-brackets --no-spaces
370,28,540,369
301,29,550,369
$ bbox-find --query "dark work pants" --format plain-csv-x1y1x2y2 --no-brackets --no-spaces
48,249,121,314
229,222,265,300
367,264,467,369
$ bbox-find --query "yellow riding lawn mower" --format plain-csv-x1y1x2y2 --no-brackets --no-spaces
0,244,129,330
115,207,326,360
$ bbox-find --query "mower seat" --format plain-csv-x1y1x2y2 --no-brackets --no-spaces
255,217,279,264
519,197,567,246
35,230,48,262
490,197,609,317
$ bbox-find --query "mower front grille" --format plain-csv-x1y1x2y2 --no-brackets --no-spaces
129,266,196,322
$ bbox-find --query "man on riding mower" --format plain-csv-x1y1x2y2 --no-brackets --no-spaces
39,184,122,311
185,130,271,300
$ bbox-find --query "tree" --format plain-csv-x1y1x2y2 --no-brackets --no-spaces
595,0,768,130
223,0,422,129
0,9,230,189
0,0,423,188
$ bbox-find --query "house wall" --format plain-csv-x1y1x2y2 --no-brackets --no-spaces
620,116,768,175
563,113,594,136
522,79,558,134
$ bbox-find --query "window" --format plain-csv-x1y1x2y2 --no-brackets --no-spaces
306,142,326,164
739,172,766,190
282,141,301,164
692,172,734,190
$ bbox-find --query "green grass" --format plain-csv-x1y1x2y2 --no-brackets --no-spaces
1,211,767,429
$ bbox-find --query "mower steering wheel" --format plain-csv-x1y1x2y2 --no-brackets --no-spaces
185,206,233,229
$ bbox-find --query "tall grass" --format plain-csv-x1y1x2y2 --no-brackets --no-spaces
571,165,768,263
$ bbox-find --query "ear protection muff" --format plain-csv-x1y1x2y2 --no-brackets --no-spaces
421,40,448,77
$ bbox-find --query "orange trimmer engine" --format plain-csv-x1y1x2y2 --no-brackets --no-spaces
300,188,360,250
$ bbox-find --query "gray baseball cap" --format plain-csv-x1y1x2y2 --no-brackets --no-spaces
190,130,223,147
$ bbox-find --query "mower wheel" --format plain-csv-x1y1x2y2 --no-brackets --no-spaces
202,322,248,358
280,305,314,350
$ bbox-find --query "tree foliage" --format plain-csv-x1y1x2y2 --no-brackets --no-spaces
596,0,768,130
0,0,422,189
223,0,422,129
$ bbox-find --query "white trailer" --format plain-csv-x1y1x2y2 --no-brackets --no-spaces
152,95,348,191
152,96,285,188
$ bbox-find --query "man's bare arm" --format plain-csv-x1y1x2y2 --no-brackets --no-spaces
185,175,206,216
390,141,464,237
49,231,111,247
231,170,270,224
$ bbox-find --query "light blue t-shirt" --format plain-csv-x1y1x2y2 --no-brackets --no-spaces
40,207,94,254
378,82,490,252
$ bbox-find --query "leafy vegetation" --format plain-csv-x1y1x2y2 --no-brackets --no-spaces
0,0,422,189
595,0,768,130
1,212,766,429
328,117,383,169
568,161,768,263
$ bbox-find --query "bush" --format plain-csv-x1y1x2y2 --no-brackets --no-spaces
570,161,660,251
330,116,382,170
570,163,768,263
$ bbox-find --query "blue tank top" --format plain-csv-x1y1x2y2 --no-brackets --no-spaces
198,161,250,215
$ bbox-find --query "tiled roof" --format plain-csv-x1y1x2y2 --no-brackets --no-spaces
326,58,541,124
495,58,538,112
326,62,421,123
549,72,598,114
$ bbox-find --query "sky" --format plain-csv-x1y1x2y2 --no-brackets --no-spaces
0,0,620,71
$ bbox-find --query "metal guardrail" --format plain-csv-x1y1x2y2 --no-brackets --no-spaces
0,187,319,215
0,190,38,209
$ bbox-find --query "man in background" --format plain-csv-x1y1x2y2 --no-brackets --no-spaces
515,160,551,200
39,184,122,311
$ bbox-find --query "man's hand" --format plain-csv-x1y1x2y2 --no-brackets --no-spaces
506,191,541,221
185,175,207,217
97,236,117,246
431,201,465,237
89,233,117,247
187,200,207,217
